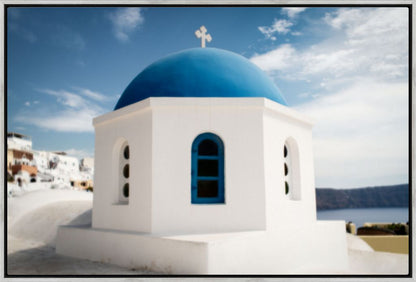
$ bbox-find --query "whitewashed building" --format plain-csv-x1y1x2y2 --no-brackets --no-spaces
57,47,348,274
32,150,49,170
7,132,32,152
80,157,94,172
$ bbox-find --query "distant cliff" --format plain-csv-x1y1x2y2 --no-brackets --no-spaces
316,184,409,210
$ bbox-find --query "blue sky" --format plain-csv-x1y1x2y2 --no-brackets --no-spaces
7,6,409,188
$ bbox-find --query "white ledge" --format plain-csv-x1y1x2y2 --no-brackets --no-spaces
93,97,313,127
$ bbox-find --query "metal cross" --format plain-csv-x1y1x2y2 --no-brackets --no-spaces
195,26,212,48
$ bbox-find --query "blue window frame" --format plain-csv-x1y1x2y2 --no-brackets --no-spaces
191,133,225,204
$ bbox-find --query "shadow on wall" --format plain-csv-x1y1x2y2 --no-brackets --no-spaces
68,209,92,226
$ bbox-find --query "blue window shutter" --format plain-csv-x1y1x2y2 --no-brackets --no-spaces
191,133,225,204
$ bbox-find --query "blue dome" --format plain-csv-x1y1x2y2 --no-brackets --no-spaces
114,48,287,110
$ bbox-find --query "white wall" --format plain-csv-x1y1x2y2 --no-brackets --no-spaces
206,221,348,274
33,151,49,170
57,220,348,274
81,157,94,170
57,226,210,274
92,97,318,235
59,97,350,273
262,101,318,230
151,98,266,234
55,154,79,173
92,103,153,233
8,136,32,151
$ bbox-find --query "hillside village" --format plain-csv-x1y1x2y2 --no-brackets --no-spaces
6,132,94,196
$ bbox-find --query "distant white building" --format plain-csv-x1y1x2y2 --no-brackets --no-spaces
7,148,37,184
57,47,348,273
32,150,93,185
33,151,78,172
80,157,94,172
32,150,49,170
7,133,93,188
52,152,79,173
7,132,32,152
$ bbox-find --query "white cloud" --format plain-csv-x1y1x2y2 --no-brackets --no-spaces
301,48,357,77
258,19,293,40
24,100,40,107
64,148,93,160
251,8,409,188
250,44,296,72
323,8,408,79
282,8,307,18
17,88,108,133
109,8,144,42
252,8,408,84
296,81,408,188
23,109,99,133
272,19,293,34
40,89,86,108
74,87,110,102
258,8,306,40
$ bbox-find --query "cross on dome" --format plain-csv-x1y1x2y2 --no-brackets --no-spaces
195,25,212,48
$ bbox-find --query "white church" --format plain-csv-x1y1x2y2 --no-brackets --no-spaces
57,27,348,274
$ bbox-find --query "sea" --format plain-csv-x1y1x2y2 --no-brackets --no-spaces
317,207,409,228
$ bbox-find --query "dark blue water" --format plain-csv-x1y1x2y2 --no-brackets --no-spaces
317,207,409,228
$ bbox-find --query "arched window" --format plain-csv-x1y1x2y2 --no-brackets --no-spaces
191,133,225,204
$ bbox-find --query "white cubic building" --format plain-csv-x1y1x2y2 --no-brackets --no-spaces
57,47,348,274
80,157,94,172
7,132,32,152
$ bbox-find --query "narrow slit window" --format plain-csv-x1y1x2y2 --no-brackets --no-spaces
283,139,301,200
284,145,290,195
118,143,130,203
